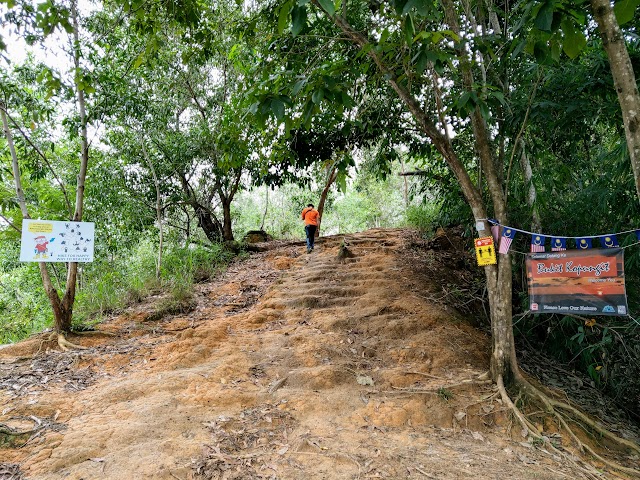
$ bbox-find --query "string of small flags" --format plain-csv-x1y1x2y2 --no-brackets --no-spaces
487,219,640,254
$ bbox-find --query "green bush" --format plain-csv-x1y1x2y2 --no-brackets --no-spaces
0,233,238,342
161,243,233,285
405,202,440,235
0,263,53,343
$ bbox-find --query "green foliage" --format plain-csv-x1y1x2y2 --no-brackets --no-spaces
161,243,233,285
614,0,640,25
517,314,640,413
0,261,52,343
328,180,405,233
146,285,197,322
405,203,440,235
233,185,306,239
0,233,236,342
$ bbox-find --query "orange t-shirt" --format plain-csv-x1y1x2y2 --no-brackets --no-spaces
301,207,319,226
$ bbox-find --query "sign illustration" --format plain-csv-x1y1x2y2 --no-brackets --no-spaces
475,237,497,266
20,220,95,263
526,248,627,316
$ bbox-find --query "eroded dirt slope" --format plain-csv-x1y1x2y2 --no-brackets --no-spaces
0,229,632,479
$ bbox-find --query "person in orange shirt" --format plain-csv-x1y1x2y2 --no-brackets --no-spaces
301,203,320,253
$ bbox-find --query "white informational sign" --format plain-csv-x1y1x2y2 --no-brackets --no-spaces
20,219,95,263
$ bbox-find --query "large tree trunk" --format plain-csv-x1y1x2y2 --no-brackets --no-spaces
217,169,243,242
194,204,224,243
591,0,640,203
330,8,517,385
221,199,234,241
178,173,224,243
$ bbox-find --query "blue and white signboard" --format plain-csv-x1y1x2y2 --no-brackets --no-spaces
20,219,95,263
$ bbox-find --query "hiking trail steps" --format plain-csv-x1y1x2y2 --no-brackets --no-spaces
0,228,632,479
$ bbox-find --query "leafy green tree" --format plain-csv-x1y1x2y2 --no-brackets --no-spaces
1,1,92,346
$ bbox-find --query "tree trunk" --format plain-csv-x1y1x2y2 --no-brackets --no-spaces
519,140,542,232
443,0,517,384
329,7,517,385
260,187,269,231
591,0,640,202
178,173,224,243
1,103,29,219
316,163,338,237
194,204,224,243
400,156,409,209
1,83,77,334
55,0,91,334
217,169,243,242
139,135,163,279
221,199,234,241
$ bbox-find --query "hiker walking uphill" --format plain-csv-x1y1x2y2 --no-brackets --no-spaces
301,204,320,253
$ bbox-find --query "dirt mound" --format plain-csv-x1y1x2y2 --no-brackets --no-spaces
0,229,629,479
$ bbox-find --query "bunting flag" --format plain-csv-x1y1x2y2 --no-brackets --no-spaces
486,222,640,254
491,225,500,243
499,228,516,254
551,237,567,251
600,234,619,248
530,234,546,253
576,237,592,250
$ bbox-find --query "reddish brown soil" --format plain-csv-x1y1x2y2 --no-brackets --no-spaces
0,229,634,479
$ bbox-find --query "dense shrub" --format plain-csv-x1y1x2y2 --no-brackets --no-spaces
0,235,237,343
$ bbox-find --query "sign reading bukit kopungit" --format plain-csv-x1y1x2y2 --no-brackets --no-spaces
20,219,95,263
526,248,627,316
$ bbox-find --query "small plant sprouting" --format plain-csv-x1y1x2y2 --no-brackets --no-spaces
531,436,545,447
437,388,453,401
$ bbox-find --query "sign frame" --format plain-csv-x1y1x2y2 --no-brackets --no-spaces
526,248,627,316
20,219,95,263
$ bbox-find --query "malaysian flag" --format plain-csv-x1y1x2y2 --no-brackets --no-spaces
576,237,592,250
551,237,567,251
498,228,516,254
530,234,546,253
600,234,619,248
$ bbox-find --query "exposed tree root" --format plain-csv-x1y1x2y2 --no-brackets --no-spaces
37,332,88,353
74,330,116,337
56,333,87,352
387,378,494,394
0,421,41,449
546,396,640,456
497,373,640,478
0,423,37,436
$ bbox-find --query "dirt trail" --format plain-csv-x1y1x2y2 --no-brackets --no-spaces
0,229,629,479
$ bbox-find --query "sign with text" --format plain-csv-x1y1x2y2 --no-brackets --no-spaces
20,220,95,263
526,249,627,316
475,237,497,266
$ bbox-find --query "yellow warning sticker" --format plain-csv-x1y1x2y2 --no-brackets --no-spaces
475,237,497,266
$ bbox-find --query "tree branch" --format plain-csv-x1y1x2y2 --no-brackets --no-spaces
4,110,73,215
